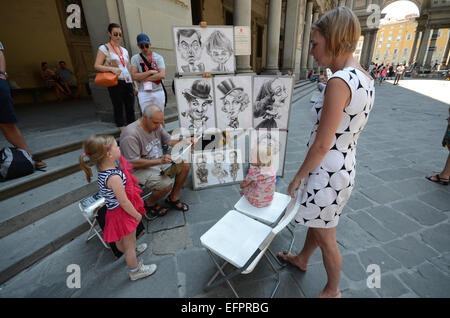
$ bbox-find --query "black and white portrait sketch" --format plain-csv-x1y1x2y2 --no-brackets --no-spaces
173,26,235,74
195,153,209,184
205,30,233,72
214,76,253,130
253,76,293,129
175,77,216,133
175,28,205,73
192,149,244,190
211,151,228,184
250,129,287,176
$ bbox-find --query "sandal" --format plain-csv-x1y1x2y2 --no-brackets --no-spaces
165,197,189,212
145,204,168,217
426,174,449,186
33,158,47,170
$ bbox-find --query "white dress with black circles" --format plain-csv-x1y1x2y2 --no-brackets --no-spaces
294,67,375,228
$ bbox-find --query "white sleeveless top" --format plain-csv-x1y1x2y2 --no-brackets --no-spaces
294,67,375,228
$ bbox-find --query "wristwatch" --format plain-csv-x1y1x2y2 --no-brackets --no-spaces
0,71,7,78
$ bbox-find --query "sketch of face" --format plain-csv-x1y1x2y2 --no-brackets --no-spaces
222,94,241,119
214,152,224,165
187,97,212,121
178,33,202,65
196,155,207,169
210,48,231,65
270,79,288,111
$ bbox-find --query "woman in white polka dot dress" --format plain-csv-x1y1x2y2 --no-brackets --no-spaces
277,7,375,298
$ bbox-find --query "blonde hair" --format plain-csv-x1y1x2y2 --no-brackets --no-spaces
312,6,361,57
251,142,272,168
79,134,116,183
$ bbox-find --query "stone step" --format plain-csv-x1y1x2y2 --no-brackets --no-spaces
0,201,89,285
0,169,97,239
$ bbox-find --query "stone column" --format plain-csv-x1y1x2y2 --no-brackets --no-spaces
281,0,301,77
234,0,253,73
264,0,283,74
338,0,346,6
441,35,450,68
416,25,431,67
424,27,439,69
346,0,354,9
307,10,319,71
294,0,307,79
363,30,377,68
409,29,421,64
300,0,313,78
359,31,369,67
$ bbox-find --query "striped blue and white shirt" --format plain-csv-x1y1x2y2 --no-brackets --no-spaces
97,169,126,210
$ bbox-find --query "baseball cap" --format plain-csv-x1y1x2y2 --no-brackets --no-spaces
137,33,150,45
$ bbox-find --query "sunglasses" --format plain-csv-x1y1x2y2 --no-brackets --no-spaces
139,44,150,49
112,32,122,37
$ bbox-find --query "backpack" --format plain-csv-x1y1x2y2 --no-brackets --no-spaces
0,147,35,180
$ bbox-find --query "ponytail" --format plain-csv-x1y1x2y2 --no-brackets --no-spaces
79,153,93,183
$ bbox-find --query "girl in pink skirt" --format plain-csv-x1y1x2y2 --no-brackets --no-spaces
79,135,157,281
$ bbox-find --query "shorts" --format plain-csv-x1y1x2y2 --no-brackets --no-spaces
133,161,184,190
138,90,165,114
0,79,18,124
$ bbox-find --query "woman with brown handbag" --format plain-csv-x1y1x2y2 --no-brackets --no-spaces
94,23,135,131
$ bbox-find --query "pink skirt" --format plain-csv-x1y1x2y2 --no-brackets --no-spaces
103,206,140,243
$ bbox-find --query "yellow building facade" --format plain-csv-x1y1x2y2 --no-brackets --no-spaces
371,16,450,67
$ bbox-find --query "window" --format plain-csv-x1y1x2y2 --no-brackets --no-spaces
379,37,383,43
385,50,389,55
377,44,382,48
393,49,398,54
386,44,391,48
389,31,393,34
396,36,401,41
398,29,402,33
403,48,408,55
396,42,399,47
407,33,412,40
376,50,381,56
387,36,392,42
355,49,361,54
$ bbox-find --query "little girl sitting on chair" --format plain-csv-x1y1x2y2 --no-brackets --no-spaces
79,134,157,281
240,143,276,208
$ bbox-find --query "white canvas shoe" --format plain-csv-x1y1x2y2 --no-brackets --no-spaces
135,243,148,256
129,259,157,281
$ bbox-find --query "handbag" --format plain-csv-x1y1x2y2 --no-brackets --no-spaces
95,44,118,87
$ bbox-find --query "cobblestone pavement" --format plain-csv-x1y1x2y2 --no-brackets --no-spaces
0,80,449,298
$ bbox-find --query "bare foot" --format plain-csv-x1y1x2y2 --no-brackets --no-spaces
318,290,341,298
277,252,307,271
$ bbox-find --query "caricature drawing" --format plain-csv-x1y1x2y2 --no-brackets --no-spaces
205,30,233,72
181,79,213,132
195,154,209,184
254,77,289,129
176,29,205,73
217,78,250,129
229,150,240,182
211,151,228,184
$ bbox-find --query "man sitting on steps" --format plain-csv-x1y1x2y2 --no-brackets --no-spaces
119,104,193,218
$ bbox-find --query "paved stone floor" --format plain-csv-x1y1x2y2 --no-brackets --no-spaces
0,80,449,298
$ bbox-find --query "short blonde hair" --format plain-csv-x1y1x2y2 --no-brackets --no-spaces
312,6,361,57
250,142,272,167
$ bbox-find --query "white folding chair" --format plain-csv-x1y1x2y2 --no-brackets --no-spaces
201,198,300,298
78,192,109,249
234,192,296,265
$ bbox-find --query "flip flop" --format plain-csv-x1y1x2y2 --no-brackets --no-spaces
34,160,47,170
165,197,189,212
276,251,306,272
426,174,449,186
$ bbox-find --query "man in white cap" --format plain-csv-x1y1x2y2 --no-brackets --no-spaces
130,33,166,113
